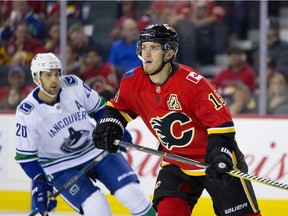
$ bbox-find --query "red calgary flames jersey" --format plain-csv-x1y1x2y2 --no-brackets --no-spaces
109,63,235,172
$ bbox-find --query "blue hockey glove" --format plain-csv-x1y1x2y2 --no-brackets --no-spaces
205,147,234,184
32,174,57,215
92,117,124,153
122,129,132,143
119,129,133,152
46,181,57,212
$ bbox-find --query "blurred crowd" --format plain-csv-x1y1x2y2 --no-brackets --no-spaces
1,0,288,115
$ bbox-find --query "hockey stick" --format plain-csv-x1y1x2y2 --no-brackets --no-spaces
115,140,288,191
28,150,109,216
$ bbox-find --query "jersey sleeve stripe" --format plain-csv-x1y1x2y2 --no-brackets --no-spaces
16,148,38,154
39,144,95,168
106,101,133,122
207,126,236,134
87,96,106,114
15,152,38,163
119,110,133,122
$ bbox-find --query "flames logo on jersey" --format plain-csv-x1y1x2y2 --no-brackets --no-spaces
150,112,194,150
167,94,181,110
60,127,91,153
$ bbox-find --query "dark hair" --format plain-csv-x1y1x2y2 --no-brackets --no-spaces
267,57,276,68
268,17,280,29
227,46,244,55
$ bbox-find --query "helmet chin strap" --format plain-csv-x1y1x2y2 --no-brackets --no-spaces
36,72,61,98
145,53,171,76
39,85,59,98
147,61,167,76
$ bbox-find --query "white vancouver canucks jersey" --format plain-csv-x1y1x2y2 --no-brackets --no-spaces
15,75,106,174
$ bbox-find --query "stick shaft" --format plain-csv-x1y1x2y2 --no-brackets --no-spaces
52,151,108,197
116,140,288,191
28,151,109,216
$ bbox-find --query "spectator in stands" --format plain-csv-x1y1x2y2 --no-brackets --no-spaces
229,83,258,115
0,87,23,110
83,46,119,101
0,1,12,38
188,0,227,65
108,18,141,73
0,66,33,101
267,73,288,114
26,1,46,21
147,0,227,66
147,1,198,67
109,0,151,41
66,43,82,77
252,17,288,80
35,22,60,56
212,46,257,104
46,1,83,27
0,0,45,41
68,23,107,61
225,1,250,40
254,57,278,96
146,0,188,25
0,21,44,66
0,1,46,21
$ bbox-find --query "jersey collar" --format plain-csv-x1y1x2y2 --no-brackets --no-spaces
33,87,62,105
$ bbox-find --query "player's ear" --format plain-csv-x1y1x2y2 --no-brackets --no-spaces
240,53,246,61
165,49,174,61
33,74,40,85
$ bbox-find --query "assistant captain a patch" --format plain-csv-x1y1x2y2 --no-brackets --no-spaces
167,94,181,110
186,71,203,84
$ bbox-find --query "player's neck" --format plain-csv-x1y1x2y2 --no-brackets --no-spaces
149,63,172,85
38,90,58,104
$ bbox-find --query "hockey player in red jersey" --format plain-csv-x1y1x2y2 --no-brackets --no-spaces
92,24,262,216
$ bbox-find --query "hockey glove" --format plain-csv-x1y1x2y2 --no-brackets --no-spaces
46,181,57,212
119,129,133,152
92,117,124,153
205,147,234,184
32,174,57,215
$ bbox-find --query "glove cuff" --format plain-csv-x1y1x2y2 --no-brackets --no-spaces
98,117,125,134
206,147,233,163
219,147,232,159
33,173,47,181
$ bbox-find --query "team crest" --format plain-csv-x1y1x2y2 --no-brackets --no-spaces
18,102,34,114
167,94,181,110
150,112,194,150
60,127,90,153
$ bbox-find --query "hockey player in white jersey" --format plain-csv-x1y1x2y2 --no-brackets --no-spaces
14,53,156,216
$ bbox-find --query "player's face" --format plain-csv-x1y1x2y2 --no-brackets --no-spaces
40,69,62,97
140,42,164,74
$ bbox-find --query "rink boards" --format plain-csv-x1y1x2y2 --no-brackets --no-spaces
1,113,288,215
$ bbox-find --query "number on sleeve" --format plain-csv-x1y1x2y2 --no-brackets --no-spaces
16,123,27,138
208,90,226,110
